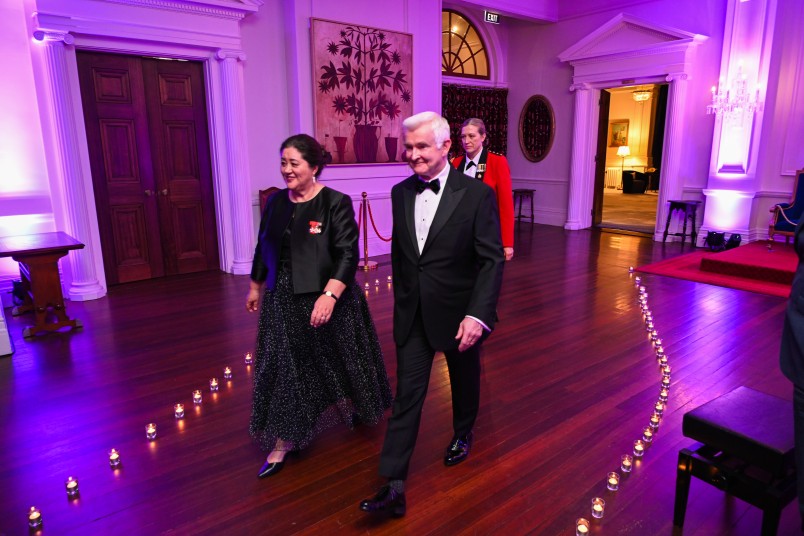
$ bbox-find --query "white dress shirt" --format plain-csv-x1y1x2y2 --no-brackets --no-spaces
414,162,451,254
463,150,482,177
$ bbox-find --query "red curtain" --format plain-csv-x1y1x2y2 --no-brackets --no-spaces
442,84,509,158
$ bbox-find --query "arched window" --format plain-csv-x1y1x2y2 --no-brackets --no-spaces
442,10,490,79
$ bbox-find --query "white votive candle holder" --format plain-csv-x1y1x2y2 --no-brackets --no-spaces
27,506,42,529
209,378,219,392
649,412,662,429
65,476,79,497
174,403,185,419
606,471,620,491
633,439,646,457
364,282,370,290
591,497,605,519
109,448,121,467
576,517,590,535
244,352,253,365
659,388,669,402
643,426,654,443
224,366,232,379
621,454,633,473
146,423,157,440
655,401,665,414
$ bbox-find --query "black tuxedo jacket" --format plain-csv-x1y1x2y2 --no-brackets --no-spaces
390,166,504,349
250,187,358,293
781,219,804,386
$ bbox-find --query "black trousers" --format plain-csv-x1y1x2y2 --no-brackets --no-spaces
794,384,804,524
378,310,481,480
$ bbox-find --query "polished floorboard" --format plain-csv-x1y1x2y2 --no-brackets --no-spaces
0,224,798,535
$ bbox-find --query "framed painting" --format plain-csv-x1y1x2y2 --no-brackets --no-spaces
311,18,413,164
609,119,629,147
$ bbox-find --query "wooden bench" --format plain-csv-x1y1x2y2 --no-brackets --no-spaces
674,386,796,535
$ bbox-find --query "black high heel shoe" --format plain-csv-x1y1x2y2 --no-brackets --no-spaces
257,450,297,479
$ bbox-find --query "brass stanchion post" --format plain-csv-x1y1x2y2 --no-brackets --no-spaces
358,192,377,271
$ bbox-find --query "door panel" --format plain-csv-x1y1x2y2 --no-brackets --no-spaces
593,89,611,226
77,52,163,284
143,59,219,277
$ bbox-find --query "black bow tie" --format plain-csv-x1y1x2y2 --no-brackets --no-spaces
415,178,440,194
466,161,476,169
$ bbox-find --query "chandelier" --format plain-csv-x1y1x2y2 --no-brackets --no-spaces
632,89,651,103
706,65,761,119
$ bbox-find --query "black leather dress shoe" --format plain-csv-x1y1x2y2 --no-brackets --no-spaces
444,431,473,466
359,485,406,517
257,451,296,479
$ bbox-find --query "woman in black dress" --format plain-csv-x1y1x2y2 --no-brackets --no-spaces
246,134,392,478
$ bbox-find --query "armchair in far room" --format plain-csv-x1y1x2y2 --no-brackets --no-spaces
622,170,647,194
769,168,804,243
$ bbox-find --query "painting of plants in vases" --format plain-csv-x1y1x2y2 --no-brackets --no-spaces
312,18,413,164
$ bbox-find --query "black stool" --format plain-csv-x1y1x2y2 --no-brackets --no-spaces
662,199,701,245
674,386,796,536
513,189,534,223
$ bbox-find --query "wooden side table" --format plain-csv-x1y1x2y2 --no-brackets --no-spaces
662,200,701,245
0,232,85,337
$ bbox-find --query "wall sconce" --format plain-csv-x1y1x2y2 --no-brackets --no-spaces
617,145,630,173
707,64,761,120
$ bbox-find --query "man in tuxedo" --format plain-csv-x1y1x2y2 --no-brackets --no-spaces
451,118,515,261
359,112,504,516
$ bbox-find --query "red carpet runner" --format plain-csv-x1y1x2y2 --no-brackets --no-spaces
636,241,797,297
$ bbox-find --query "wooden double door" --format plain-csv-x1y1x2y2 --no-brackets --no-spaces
77,51,219,285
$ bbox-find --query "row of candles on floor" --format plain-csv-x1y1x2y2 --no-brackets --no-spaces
363,275,393,291
575,270,670,534
26,354,253,529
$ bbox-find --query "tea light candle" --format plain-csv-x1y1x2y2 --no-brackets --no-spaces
655,401,665,414
634,276,641,284
576,517,590,535
621,454,633,472
374,279,379,286
244,352,253,365
27,507,42,529
146,423,157,440
633,439,646,457
659,388,669,402
643,426,654,443
174,403,185,419
364,282,370,290
591,497,605,519
606,471,620,491
649,412,661,429
647,322,654,330
655,338,663,346
109,448,121,467
209,378,219,392
659,355,668,365
387,275,392,282
661,376,671,388
639,285,646,293
65,476,79,496
629,266,634,273
193,390,202,404
224,366,232,379
656,347,665,357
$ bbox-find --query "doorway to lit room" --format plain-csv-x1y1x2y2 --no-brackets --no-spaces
594,84,668,235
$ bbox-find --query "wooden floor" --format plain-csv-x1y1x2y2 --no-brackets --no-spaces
1,224,798,535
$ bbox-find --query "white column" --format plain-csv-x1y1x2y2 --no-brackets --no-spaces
565,83,596,230
216,49,254,275
34,30,106,300
0,303,11,356
654,73,689,241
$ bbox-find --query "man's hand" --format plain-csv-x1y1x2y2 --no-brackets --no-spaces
455,317,484,352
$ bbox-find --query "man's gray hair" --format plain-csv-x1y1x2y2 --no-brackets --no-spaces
403,111,451,148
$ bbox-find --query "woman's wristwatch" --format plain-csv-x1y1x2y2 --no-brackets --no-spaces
322,290,339,301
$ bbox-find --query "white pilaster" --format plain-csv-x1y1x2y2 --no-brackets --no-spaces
34,30,106,301
216,49,254,275
654,73,689,241
565,83,596,230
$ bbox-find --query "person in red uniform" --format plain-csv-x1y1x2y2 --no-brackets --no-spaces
452,118,515,261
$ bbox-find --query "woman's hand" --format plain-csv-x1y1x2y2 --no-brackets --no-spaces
310,294,336,327
246,282,263,313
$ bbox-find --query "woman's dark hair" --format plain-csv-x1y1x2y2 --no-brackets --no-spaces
280,134,332,178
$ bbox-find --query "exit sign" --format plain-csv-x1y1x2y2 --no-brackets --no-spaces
484,10,500,24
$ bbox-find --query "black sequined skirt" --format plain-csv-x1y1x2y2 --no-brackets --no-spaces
249,269,392,450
